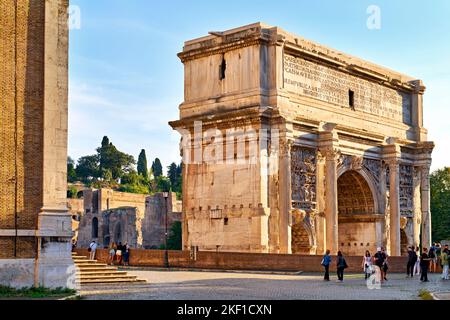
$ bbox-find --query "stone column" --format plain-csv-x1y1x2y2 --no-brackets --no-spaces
387,160,401,256
323,148,339,255
319,123,339,255
412,167,422,248
35,0,75,289
315,152,326,254
279,139,292,254
421,165,432,249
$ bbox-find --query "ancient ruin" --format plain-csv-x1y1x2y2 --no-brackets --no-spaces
77,189,182,249
170,22,434,256
0,0,74,288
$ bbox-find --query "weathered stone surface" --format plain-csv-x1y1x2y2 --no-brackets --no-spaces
170,22,434,256
0,0,73,288
77,189,181,249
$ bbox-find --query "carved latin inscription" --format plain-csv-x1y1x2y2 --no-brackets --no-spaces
283,54,412,124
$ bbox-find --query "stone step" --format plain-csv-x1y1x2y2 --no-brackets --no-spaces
76,266,118,272
79,278,146,285
79,271,128,276
73,260,98,264
80,274,139,281
76,263,109,268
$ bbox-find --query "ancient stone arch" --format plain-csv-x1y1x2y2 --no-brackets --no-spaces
337,169,380,256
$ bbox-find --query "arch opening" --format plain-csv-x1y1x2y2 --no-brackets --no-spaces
338,170,378,256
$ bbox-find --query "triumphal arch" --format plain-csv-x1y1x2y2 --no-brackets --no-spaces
170,23,434,257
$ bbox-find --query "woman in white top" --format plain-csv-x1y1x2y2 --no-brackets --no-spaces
413,246,421,275
362,250,373,280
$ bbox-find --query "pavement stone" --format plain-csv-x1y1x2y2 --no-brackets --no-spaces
79,270,450,300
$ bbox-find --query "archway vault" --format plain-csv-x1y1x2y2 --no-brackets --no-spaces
337,170,375,215
337,169,379,256
337,167,380,214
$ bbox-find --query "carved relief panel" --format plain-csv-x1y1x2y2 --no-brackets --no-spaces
291,147,317,210
399,165,414,215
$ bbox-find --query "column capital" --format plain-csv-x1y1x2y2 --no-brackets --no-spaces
318,147,341,162
279,139,294,157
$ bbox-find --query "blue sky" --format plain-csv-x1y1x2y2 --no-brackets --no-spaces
69,0,450,172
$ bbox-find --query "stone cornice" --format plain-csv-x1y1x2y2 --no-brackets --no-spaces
169,105,273,129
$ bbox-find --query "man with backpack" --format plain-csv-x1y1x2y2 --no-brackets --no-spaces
321,250,332,281
89,240,97,261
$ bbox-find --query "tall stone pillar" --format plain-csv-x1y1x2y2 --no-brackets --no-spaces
421,165,432,249
412,167,422,248
279,139,293,254
323,149,339,255
387,160,401,256
319,123,339,255
35,0,75,289
315,151,326,254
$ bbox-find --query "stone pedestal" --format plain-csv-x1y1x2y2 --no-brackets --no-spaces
36,210,76,289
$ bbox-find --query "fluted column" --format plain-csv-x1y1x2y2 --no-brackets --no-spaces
324,148,340,255
387,160,401,256
421,165,432,249
279,139,293,254
412,167,422,248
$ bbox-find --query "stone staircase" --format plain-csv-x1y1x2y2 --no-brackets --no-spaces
72,252,146,285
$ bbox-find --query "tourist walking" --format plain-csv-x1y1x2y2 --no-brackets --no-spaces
108,242,117,265
362,251,373,280
429,244,437,273
420,248,431,282
321,250,332,281
374,247,385,283
413,246,421,276
381,247,389,281
123,243,130,266
441,246,449,280
89,240,97,261
407,246,417,278
336,251,348,282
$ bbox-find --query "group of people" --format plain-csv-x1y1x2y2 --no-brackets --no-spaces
321,243,450,283
108,242,130,266
86,240,130,266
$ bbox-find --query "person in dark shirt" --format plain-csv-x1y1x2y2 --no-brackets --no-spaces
420,248,431,282
407,246,417,278
374,247,385,283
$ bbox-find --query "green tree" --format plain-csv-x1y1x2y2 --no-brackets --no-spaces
97,136,135,180
167,221,182,250
67,186,78,199
150,176,171,193
167,162,182,194
431,167,450,242
137,149,149,178
67,157,77,182
151,158,163,178
75,155,99,182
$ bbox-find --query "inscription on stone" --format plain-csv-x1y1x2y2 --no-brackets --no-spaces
283,54,412,124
